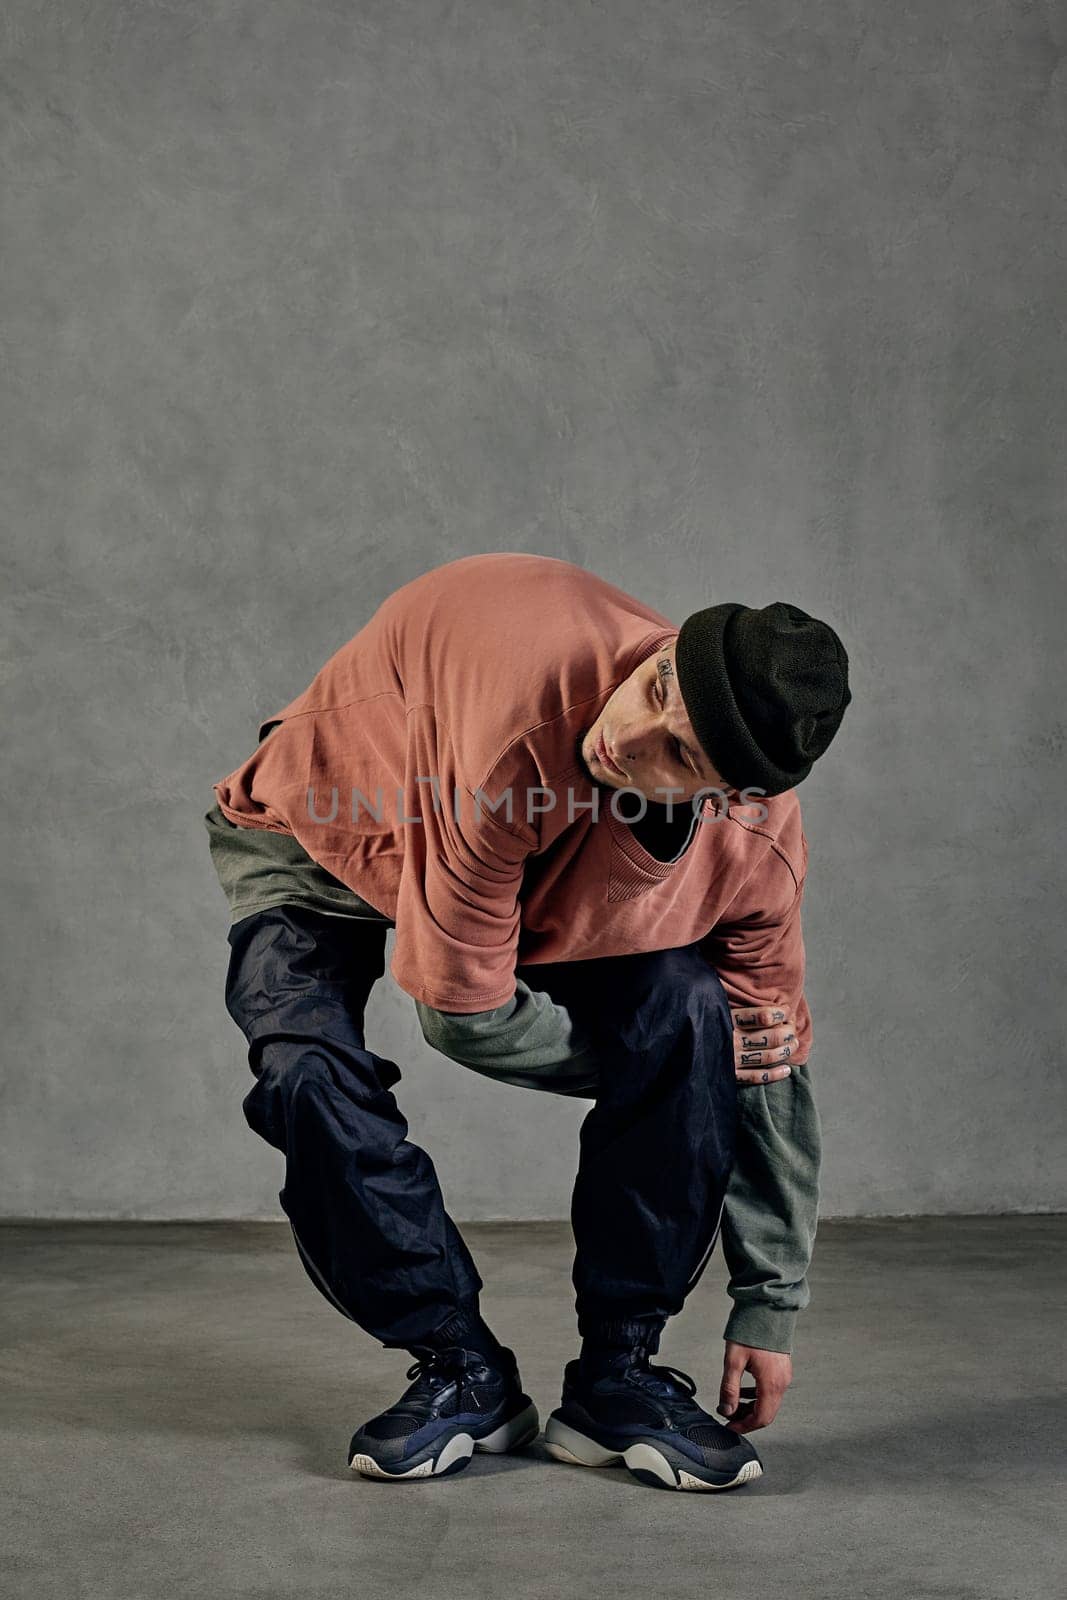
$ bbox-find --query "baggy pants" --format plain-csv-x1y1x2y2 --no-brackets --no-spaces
222,904,739,1354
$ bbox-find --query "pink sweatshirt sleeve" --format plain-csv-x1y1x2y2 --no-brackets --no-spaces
699,833,812,1066
389,786,538,1013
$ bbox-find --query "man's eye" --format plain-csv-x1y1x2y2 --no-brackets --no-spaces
654,676,690,773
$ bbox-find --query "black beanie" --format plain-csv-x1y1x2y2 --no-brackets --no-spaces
674,601,851,796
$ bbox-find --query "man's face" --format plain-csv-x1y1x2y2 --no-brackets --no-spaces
576,638,738,803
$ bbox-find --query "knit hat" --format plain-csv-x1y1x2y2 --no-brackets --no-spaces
674,601,851,796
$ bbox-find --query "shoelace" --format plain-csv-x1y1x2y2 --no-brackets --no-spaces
403,1348,467,1391
625,1358,698,1400
359,1353,469,1426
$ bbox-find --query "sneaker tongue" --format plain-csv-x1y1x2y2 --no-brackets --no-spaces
635,1369,686,1399
621,1356,697,1403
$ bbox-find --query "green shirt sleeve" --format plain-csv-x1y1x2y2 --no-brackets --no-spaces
719,1061,823,1355
420,988,824,1356
415,980,601,1098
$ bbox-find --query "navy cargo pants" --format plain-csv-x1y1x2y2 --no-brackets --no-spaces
223,903,739,1354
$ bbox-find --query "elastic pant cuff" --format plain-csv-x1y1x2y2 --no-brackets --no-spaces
579,1316,666,1356
414,1303,482,1351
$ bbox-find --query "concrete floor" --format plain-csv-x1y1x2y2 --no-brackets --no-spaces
2,1218,1063,1600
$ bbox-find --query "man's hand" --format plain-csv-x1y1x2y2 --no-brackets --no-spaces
731,1005,797,1086
718,1341,793,1433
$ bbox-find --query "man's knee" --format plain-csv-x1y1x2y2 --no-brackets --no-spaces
242,1047,333,1139
251,1024,399,1112
646,947,732,1025
604,947,731,1063
674,959,734,1075
685,957,733,1023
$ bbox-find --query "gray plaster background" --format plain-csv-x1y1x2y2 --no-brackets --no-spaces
3,1,1064,1220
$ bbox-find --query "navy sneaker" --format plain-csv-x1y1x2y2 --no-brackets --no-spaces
348,1344,539,1481
544,1351,763,1491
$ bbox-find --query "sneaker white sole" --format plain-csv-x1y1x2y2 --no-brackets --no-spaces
350,1402,540,1480
543,1415,762,1491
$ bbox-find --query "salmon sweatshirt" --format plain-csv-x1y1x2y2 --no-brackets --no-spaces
213,552,811,1047
210,553,823,1354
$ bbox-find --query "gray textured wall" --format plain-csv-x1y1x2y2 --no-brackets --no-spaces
3,1,1064,1220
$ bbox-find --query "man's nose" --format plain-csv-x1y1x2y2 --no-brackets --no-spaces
618,717,658,761
616,723,638,759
